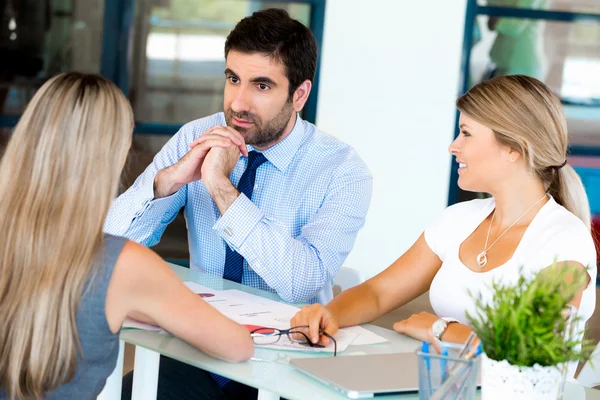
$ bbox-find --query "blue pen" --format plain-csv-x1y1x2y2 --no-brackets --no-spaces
440,346,449,383
421,341,433,395
421,341,430,370
476,343,483,356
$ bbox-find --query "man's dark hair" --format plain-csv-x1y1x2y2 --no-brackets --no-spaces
225,8,317,98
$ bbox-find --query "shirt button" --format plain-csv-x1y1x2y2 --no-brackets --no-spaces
225,227,233,236
254,184,258,189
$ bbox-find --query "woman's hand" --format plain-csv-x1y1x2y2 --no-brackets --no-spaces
290,304,339,346
392,312,439,342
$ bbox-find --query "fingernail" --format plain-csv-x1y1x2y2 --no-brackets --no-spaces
312,336,318,343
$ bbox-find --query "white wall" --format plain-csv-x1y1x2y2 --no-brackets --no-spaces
316,0,468,278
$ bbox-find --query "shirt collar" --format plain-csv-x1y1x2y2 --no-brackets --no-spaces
246,113,308,173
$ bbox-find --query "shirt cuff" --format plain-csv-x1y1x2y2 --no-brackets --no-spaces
131,176,181,223
213,193,265,250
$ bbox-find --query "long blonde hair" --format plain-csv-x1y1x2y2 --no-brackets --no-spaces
0,72,133,399
457,75,591,230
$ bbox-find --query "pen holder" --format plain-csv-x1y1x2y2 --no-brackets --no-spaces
417,343,480,400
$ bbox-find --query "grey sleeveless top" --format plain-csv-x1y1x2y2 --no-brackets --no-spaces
0,234,127,399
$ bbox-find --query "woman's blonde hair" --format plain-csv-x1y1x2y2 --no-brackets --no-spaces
457,75,591,230
0,72,133,399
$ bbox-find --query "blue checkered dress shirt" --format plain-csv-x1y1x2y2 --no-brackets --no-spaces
104,112,372,304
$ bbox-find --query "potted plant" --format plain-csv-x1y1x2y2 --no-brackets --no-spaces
466,262,592,400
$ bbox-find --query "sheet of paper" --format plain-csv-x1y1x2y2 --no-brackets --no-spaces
183,282,223,298
341,325,389,345
185,284,300,330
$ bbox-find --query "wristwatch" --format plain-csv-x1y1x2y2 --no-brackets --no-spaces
431,317,459,341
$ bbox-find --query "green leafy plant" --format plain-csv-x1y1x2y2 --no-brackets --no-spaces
466,262,593,367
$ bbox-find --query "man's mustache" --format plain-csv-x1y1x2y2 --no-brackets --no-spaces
228,110,258,123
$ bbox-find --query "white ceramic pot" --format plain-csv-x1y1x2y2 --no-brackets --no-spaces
481,353,562,400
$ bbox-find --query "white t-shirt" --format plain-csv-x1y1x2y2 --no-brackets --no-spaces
425,196,597,375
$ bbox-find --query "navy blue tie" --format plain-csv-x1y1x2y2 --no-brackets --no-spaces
222,151,267,283
212,152,267,389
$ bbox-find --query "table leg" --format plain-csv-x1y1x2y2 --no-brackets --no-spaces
257,389,280,400
97,340,125,399
131,346,160,400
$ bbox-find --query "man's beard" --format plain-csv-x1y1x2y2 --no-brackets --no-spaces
225,99,294,147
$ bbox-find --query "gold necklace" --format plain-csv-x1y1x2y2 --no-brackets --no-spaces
476,194,548,268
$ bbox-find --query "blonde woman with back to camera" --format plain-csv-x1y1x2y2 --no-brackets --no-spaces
0,72,253,400
291,75,596,378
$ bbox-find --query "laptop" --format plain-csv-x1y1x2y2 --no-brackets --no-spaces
291,353,420,399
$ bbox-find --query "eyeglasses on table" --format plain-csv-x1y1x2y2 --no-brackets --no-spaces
250,325,337,356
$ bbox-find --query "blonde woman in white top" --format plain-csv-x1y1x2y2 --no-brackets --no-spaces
291,75,596,377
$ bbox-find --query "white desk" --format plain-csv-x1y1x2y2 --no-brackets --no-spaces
114,263,600,400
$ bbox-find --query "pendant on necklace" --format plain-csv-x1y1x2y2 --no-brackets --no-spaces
477,251,487,268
